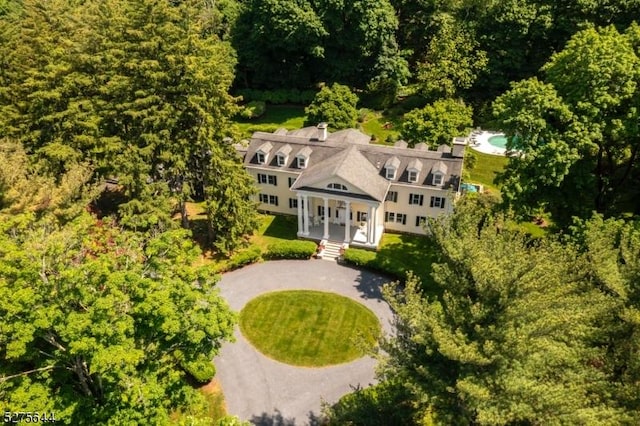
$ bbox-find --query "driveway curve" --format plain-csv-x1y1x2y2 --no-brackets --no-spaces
213,260,395,426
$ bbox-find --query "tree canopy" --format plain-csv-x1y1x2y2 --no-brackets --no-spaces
0,0,257,251
0,141,236,424
304,83,359,130
367,196,640,424
493,25,640,225
401,99,473,147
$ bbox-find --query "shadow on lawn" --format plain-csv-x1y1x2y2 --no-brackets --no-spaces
250,409,323,426
261,215,299,240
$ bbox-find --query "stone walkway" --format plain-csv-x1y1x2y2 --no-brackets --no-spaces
213,260,395,425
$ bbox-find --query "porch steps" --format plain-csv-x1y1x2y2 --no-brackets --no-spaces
317,240,344,261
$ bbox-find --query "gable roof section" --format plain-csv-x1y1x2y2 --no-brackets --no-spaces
431,160,448,175
385,156,400,169
292,146,390,202
276,144,292,156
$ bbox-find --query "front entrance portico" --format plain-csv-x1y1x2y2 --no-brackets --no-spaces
296,191,383,247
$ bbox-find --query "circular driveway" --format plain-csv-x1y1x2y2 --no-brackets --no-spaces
213,260,394,426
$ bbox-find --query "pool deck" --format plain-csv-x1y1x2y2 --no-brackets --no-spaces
469,130,508,156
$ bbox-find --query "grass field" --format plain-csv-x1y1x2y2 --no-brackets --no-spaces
234,105,307,138
239,290,380,366
466,148,508,192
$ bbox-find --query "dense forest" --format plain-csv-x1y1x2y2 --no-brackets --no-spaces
1,0,640,424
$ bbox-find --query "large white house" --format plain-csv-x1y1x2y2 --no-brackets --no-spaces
239,123,465,248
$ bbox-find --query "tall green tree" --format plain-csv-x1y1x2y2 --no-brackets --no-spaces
0,0,258,250
415,13,487,100
401,98,472,147
232,0,327,88
379,196,628,424
0,200,236,424
304,83,359,130
493,25,640,225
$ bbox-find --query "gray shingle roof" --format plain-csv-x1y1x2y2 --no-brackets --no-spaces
244,126,464,192
291,146,390,202
276,144,292,156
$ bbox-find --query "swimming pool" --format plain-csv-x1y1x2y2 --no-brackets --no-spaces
488,135,508,149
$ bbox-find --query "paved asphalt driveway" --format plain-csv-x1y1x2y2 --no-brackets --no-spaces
213,260,395,426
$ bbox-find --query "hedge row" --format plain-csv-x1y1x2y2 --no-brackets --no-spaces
264,240,317,260
342,248,403,280
237,88,317,105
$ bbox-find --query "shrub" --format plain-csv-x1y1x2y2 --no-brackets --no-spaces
265,240,317,259
342,248,404,280
182,357,216,384
240,101,266,119
228,245,262,269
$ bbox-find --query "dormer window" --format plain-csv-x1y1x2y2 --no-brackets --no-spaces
255,141,273,165
386,167,396,180
406,159,423,184
296,146,312,169
384,156,400,181
275,144,292,167
327,183,347,191
430,161,448,187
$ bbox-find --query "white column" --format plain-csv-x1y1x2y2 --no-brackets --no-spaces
297,194,303,235
303,195,310,235
344,201,351,243
367,205,374,245
323,197,330,239
369,205,378,245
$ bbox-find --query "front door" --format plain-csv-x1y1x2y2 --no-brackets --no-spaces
336,207,346,225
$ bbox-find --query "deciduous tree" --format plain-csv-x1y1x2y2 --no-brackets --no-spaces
401,98,472,147
493,25,640,225
304,83,359,130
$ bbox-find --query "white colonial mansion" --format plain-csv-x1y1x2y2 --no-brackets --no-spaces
238,123,465,248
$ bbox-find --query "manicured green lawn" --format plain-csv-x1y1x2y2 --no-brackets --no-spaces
234,105,307,138
251,214,299,250
240,290,381,366
343,233,439,295
359,110,402,144
466,147,508,193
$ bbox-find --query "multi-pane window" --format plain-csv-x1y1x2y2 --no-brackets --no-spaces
256,152,266,164
276,154,287,166
433,173,443,186
297,157,307,169
409,193,424,206
257,173,277,186
384,212,407,225
416,216,427,227
385,191,398,202
289,198,305,209
408,170,418,183
430,196,446,209
357,211,368,222
327,183,347,191
385,167,396,180
259,194,278,206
